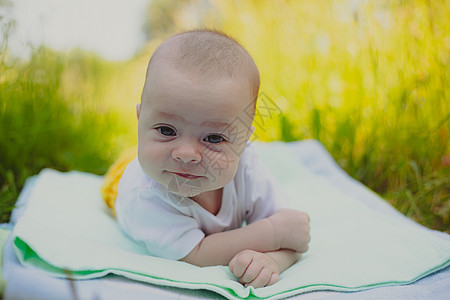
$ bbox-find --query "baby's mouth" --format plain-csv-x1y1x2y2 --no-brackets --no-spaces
170,172,203,180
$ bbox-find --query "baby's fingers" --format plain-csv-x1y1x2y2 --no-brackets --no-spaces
239,259,263,284
246,268,274,288
229,252,252,278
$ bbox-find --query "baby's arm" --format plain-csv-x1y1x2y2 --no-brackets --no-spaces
229,249,301,288
181,217,278,266
181,209,310,267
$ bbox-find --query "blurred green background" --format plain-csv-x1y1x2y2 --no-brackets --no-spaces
1,0,449,232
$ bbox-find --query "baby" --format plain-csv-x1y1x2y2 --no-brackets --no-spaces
115,29,310,288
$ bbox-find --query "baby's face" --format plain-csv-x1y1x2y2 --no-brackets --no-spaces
137,65,255,197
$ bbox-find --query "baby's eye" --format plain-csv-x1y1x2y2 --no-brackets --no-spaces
157,126,176,136
203,134,224,144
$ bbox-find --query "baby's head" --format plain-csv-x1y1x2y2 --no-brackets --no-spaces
137,29,260,197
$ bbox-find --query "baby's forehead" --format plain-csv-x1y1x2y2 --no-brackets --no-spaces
142,63,256,122
144,59,257,102
147,66,254,104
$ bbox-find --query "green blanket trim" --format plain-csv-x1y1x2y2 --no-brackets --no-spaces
13,235,450,300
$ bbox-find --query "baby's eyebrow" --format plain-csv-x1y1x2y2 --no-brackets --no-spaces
201,120,231,128
158,111,185,122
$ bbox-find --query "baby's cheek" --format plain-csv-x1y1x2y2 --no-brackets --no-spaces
200,148,232,172
142,142,166,161
213,156,239,185
138,143,167,175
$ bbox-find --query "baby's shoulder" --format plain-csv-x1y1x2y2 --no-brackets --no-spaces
116,158,173,213
232,143,263,187
118,158,157,192
236,142,260,171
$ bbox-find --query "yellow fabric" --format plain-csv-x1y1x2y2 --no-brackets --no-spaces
101,147,137,215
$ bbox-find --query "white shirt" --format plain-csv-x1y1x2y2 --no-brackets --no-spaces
115,144,288,260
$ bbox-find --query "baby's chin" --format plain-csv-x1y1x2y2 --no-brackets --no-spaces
169,188,202,198
165,178,205,198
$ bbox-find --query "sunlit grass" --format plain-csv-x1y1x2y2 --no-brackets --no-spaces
205,0,450,231
1,0,449,231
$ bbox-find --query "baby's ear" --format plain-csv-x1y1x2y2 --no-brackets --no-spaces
136,103,141,120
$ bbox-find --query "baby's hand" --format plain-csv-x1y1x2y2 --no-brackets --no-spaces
228,250,280,288
268,209,310,253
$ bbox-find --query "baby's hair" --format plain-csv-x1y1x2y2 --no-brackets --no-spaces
144,29,260,104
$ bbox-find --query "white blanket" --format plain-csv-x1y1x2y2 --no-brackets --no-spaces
3,140,450,300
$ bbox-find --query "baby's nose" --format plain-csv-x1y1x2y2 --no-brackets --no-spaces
172,143,202,164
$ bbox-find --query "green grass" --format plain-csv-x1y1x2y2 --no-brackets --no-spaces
0,0,449,232
0,46,130,222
